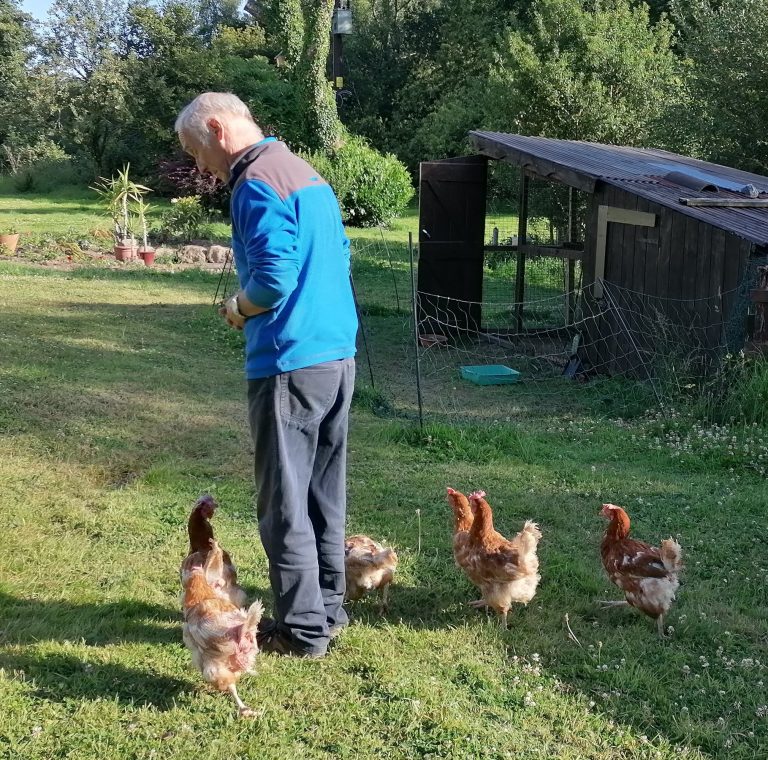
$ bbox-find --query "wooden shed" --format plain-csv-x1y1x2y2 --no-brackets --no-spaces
417,132,768,371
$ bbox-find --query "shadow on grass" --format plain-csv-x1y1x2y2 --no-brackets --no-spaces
0,592,180,647
0,649,192,710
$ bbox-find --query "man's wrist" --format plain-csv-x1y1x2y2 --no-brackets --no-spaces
229,294,244,320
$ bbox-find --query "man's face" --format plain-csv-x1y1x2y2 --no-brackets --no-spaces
180,123,229,182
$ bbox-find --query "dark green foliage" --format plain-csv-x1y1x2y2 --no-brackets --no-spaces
13,154,93,194
304,135,414,227
669,0,768,174
344,0,684,175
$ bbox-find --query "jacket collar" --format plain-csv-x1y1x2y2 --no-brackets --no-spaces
227,137,278,190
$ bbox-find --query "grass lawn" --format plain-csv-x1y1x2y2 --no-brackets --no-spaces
1,196,767,758
0,178,232,244
0,178,423,247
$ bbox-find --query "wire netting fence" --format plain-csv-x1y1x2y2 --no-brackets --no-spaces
481,253,582,329
481,163,589,336
351,232,763,425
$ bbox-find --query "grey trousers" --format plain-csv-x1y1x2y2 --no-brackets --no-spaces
247,358,355,655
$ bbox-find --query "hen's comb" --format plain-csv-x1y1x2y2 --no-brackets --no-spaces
446,487,457,495
469,490,487,500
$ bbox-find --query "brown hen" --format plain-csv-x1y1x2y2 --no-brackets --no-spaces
599,503,682,638
461,491,542,628
344,535,398,613
180,494,246,609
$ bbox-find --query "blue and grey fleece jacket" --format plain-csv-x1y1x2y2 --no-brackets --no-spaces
229,138,358,379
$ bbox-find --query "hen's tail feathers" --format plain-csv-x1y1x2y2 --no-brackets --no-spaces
349,548,398,567
244,599,264,633
519,520,543,547
660,538,683,573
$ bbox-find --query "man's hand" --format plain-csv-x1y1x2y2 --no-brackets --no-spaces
219,290,270,330
219,296,245,330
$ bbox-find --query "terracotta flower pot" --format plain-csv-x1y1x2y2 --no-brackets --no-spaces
114,243,137,262
0,233,20,255
138,247,156,266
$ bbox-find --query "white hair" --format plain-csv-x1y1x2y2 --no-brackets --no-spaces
174,92,256,144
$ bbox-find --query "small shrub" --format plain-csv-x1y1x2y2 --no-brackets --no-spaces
160,196,208,242
698,352,768,425
303,135,414,227
154,157,230,213
13,155,92,194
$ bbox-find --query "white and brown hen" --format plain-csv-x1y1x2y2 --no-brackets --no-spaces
599,503,683,638
344,535,398,613
180,494,247,609
459,490,542,628
182,540,264,718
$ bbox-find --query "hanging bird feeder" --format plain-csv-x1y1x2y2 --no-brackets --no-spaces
332,1,353,35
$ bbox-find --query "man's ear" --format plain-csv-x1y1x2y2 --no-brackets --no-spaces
207,117,224,142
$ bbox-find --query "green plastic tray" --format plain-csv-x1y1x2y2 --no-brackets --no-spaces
459,364,521,385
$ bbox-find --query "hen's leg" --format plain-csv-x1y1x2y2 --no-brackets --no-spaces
597,600,630,608
228,683,257,718
656,615,667,639
468,599,488,608
378,584,390,615
500,609,509,630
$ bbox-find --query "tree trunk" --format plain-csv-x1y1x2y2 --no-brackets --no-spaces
301,0,340,152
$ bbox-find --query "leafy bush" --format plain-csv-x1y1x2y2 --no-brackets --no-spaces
2,137,68,175
154,157,230,214
14,158,93,194
303,135,413,227
159,196,208,241
697,352,768,425
10,140,93,194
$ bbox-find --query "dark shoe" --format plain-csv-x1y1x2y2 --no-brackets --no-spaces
257,616,277,637
257,624,326,659
329,623,347,640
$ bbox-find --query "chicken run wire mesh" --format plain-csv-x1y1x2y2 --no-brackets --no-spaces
351,234,764,424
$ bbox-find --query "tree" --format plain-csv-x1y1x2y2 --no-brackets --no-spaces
259,0,341,151
197,0,244,41
0,0,66,173
298,0,339,151
342,0,446,155
670,0,768,173
0,0,34,145
43,0,131,81
0,0,32,85
482,0,685,147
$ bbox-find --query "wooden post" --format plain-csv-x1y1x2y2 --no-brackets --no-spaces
750,265,768,347
594,205,656,298
515,173,529,332
409,232,424,430
492,227,499,246
566,186,576,325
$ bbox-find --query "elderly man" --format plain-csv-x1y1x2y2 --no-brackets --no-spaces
175,93,358,658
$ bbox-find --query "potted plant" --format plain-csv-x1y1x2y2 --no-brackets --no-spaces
135,197,155,265
0,226,20,255
92,164,150,261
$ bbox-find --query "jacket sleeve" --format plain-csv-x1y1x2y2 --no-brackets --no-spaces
231,180,300,309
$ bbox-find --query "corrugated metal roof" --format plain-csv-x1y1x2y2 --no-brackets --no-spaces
469,131,768,247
